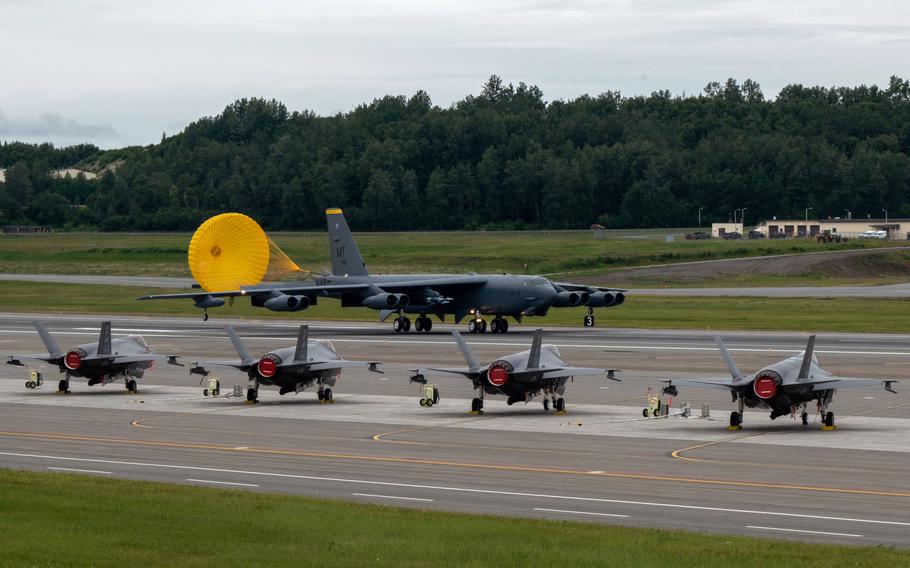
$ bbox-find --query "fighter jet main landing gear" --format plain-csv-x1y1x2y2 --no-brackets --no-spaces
392,316,411,333
554,397,566,415
126,379,138,394
57,379,70,394
822,411,836,430
317,387,334,403
470,386,485,414
728,395,744,430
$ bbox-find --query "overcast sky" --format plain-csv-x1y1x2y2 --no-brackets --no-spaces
1,0,908,148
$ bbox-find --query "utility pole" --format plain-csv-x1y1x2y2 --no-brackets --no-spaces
698,206,704,227
805,207,813,222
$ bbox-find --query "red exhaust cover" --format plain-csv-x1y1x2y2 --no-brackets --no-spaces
753,375,778,399
487,364,509,387
258,356,278,378
64,350,83,370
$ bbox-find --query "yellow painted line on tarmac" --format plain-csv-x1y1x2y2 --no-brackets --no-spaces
850,401,910,416
130,419,150,429
1,429,909,498
670,432,766,462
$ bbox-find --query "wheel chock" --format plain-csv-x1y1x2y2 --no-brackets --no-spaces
467,410,482,415
821,425,837,431
554,410,567,416
727,425,742,431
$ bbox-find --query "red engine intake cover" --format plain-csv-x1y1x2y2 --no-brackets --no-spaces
487,363,509,387
258,356,278,378
753,375,778,399
64,350,83,370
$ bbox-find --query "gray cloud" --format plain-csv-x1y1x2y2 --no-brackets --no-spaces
0,110,117,143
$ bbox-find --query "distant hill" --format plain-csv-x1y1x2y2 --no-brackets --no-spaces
3,75,910,231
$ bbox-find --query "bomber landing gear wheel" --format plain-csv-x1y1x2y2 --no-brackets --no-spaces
203,311,209,322
467,320,476,333
500,319,508,333
480,319,487,333
402,317,411,332
415,317,424,332
423,318,432,332
393,318,403,333
246,388,259,404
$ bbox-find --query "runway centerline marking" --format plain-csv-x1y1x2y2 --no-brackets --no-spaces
186,478,259,487
351,493,433,502
1,430,908,498
47,466,111,474
745,526,863,538
534,508,629,518
3,450,908,528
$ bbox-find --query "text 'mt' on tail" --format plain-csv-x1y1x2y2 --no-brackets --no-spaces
325,208,368,277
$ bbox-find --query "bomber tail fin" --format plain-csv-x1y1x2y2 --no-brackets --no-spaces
325,208,368,276
225,326,255,364
714,335,743,380
293,325,309,362
33,321,63,358
797,335,816,380
527,329,543,368
451,330,481,370
97,321,112,356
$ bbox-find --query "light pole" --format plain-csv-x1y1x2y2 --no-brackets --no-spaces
844,209,851,220
805,207,813,222
740,207,747,233
883,208,889,224
698,207,704,227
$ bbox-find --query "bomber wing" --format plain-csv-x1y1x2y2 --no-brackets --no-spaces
551,282,626,293
138,282,370,301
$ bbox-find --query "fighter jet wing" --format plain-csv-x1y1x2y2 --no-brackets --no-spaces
414,366,483,379
80,354,175,365
7,353,61,366
283,360,383,373
191,359,252,371
807,377,899,391
666,377,739,391
539,367,621,381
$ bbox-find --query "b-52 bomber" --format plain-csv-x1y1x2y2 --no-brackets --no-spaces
190,325,382,404
6,321,180,394
141,209,625,333
663,335,899,430
410,329,619,414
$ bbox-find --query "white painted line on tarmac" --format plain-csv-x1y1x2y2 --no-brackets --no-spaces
47,466,111,474
746,525,863,538
186,478,259,487
534,507,629,518
352,493,434,502
3,451,909,528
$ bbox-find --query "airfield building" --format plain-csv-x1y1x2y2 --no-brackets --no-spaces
713,218,910,240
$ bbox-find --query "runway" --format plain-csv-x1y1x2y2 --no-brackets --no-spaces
1,313,909,546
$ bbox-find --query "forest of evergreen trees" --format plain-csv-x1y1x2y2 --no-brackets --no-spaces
3,75,910,231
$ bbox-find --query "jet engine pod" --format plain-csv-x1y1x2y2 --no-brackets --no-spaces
363,293,409,310
487,360,513,387
64,348,86,370
554,291,587,307
586,291,615,307
612,292,625,306
752,371,782,399
263,294,310,312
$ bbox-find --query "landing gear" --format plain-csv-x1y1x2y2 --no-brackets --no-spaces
126,379,138,393
467,318,487,333
246,388,259,403
543,398,550,412
57,379,70,394
392,316,411,333
554,397,566,414
800,408,809,426
728,395,744,430
470,397,483,413
823,411,836,429
490,317,509,334
818,392,836,430
203,311,209,322
414,315,433,333
323,388,334,404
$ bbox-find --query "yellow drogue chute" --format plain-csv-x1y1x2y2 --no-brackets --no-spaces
188,212,301,292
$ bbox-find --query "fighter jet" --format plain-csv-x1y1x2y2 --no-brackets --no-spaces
189,325,382,403
140,209,625,333
662,335,899,430
6,321,180,393
409,329,620,414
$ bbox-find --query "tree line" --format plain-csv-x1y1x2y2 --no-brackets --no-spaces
3,75,910,231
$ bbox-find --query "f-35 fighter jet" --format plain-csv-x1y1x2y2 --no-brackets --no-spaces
7,321,180,393
663,335,899,430
190,325,382,404
410,329,619,414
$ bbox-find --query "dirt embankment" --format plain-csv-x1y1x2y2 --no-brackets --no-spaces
577,247,910,287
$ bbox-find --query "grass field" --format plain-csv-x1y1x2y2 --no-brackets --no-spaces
0,468,905,567
0,230,898,279
2,280,908,333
